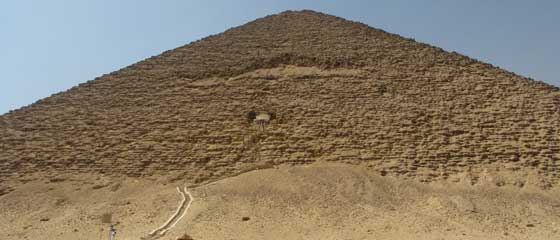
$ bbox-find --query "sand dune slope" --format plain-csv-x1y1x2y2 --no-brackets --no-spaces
1,163,559,240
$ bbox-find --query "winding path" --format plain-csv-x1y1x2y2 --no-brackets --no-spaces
145,185,193,239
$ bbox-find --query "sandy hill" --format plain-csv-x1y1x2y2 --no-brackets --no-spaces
2,163,559,240
1,10,560,239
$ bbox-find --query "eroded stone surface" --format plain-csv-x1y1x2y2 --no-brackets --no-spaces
1,10,559,194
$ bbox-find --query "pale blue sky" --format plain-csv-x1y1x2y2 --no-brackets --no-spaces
1,1,559,114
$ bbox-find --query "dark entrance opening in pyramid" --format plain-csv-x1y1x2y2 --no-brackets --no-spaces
247,110,275,130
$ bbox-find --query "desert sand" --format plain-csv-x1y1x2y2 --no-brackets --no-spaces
1,163,559,240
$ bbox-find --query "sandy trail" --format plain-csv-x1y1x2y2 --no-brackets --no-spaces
1,164,559,239
145,185,193,239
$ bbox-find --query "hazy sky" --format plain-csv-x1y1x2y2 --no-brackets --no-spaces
1,1,559,114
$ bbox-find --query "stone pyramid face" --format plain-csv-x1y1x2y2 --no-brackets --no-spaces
1,10,559,195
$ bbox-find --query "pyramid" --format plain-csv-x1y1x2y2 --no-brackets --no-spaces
1,10,559,195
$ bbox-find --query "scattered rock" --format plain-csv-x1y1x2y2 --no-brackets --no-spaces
110,182,121,192
49,177,65,183
54,198,67,206
92,184,106,190
177,233,194,240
